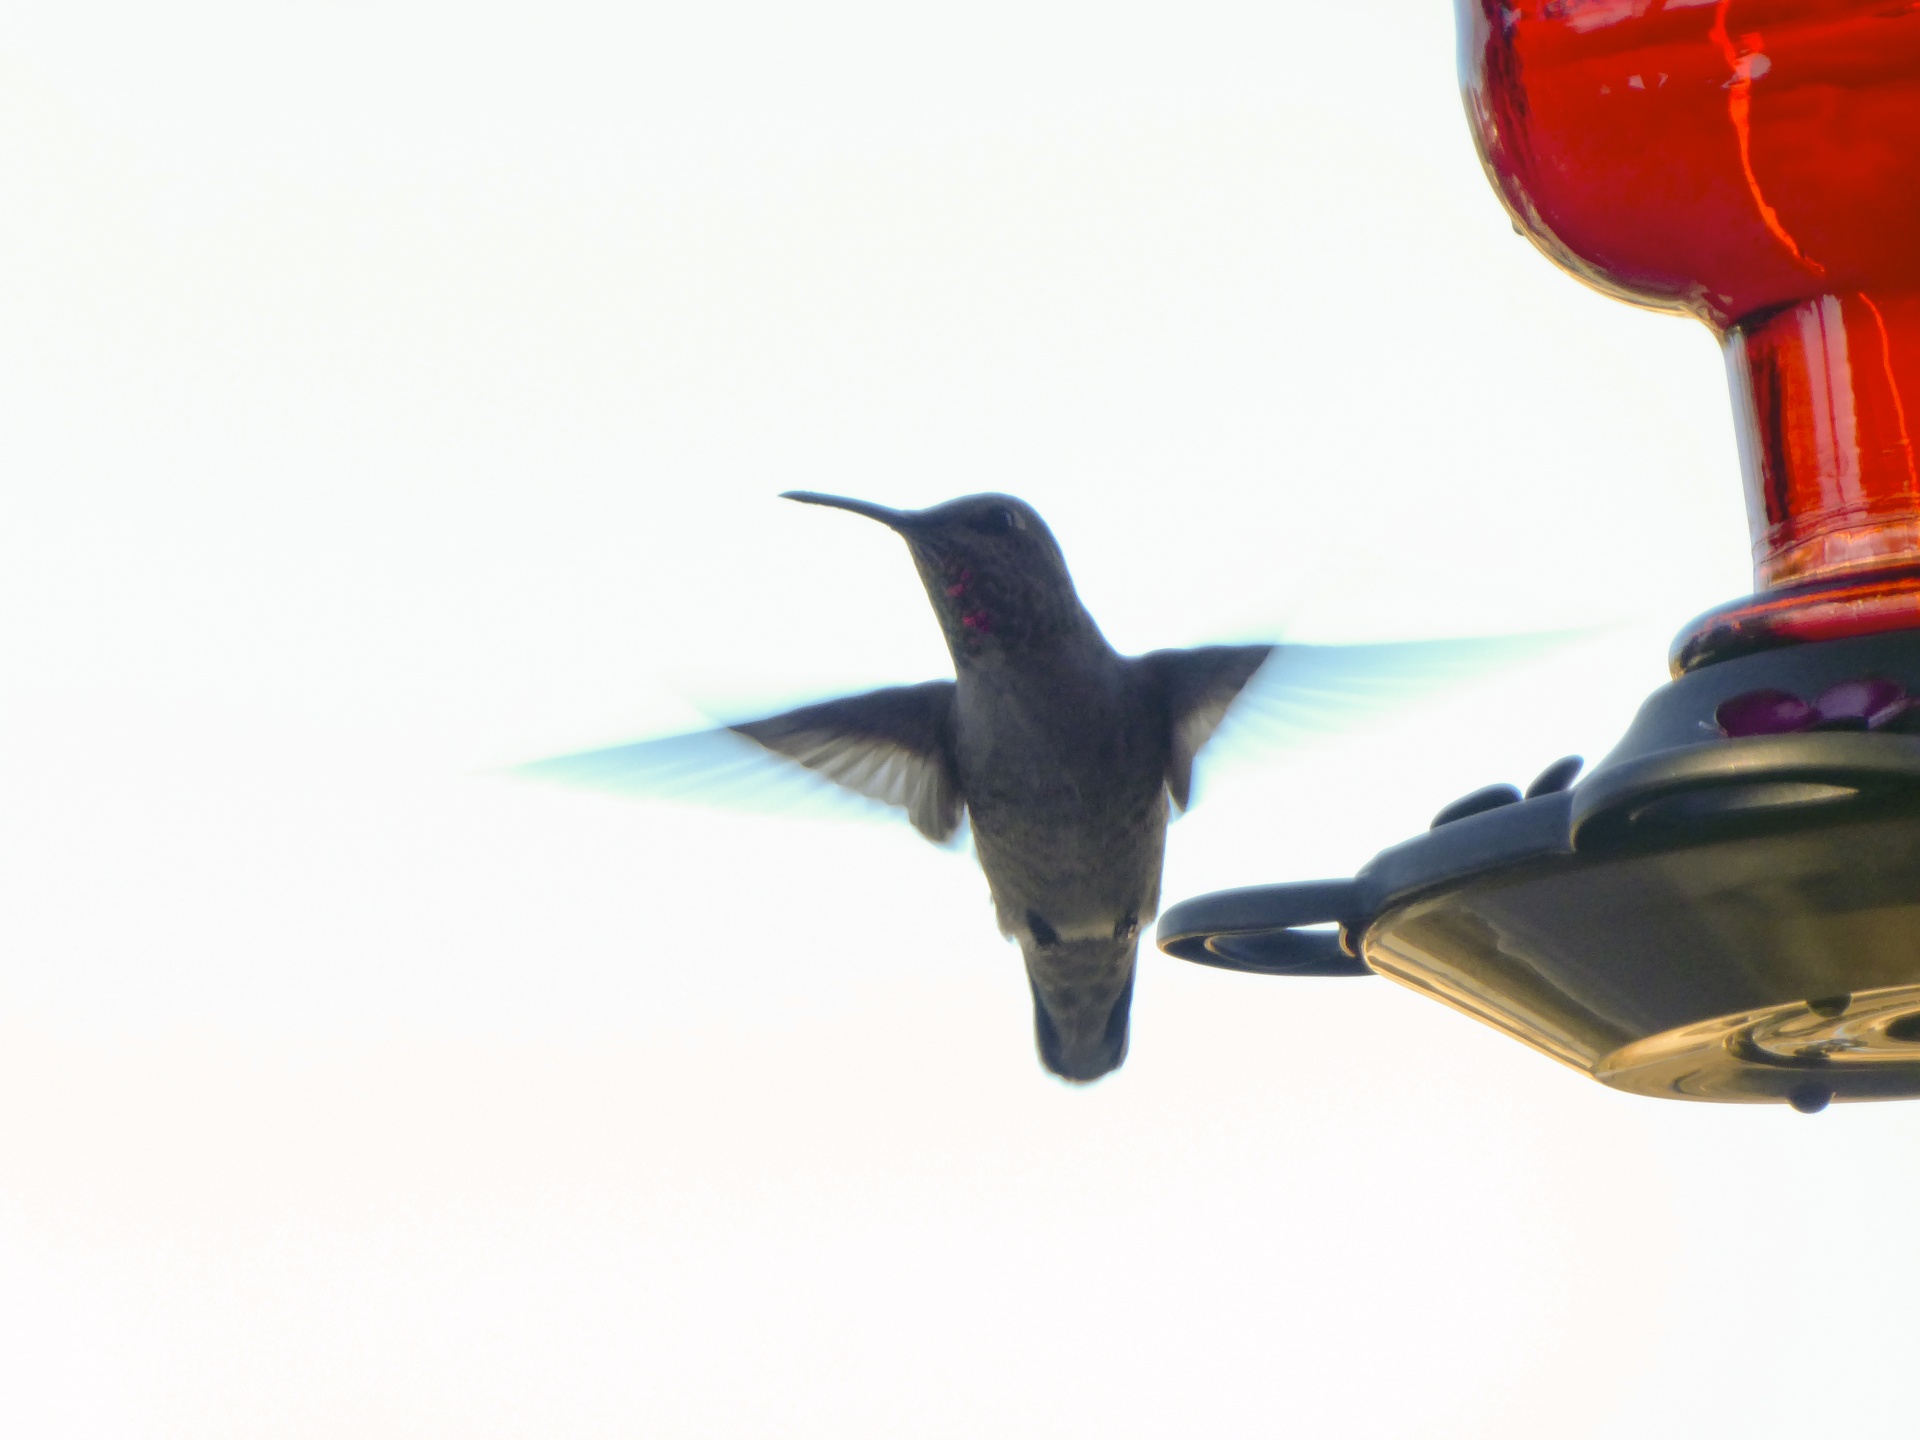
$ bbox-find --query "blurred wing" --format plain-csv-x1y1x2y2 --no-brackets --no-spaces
1135,645,1275,811
1148,632,1582,808
513,681,965,844
732,683,962,842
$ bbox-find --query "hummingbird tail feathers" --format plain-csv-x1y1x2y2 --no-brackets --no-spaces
1027,951,1137,1083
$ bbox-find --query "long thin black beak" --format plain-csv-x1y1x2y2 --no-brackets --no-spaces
781,491,921,531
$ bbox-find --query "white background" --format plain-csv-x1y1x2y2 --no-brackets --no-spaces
3,3,1911,1436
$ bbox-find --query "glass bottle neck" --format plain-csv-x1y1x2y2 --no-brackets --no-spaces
1729,290,1920,590
1673,290,1920,672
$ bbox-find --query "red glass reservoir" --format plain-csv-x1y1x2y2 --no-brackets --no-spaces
1458,0,1920,668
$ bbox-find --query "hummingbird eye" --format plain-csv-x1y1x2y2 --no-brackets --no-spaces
972,506,1021,535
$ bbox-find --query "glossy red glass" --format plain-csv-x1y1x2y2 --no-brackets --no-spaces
1457,0,1920,669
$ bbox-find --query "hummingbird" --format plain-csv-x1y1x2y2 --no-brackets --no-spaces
519,491,1560,1082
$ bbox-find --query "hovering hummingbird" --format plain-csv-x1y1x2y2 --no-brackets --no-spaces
520,491,1560,1082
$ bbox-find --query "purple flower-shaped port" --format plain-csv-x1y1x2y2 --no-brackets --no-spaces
1715,678,1911,737
1812,677,1910,730
1715,689,1812,736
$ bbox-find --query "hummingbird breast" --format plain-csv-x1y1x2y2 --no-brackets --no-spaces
951,655,1170,944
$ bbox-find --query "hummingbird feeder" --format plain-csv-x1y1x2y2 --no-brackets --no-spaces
1158,0,1920,1110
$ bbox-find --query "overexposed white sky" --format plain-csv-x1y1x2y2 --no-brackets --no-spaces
4,4,1912,1437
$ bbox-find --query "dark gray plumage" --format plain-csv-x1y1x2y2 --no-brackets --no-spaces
518,492,1563,1082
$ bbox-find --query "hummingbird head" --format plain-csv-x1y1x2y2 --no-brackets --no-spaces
781,491,1094,660
1022,935,1138,1083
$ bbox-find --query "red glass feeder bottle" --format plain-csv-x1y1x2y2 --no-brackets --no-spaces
1459,0,1920,669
